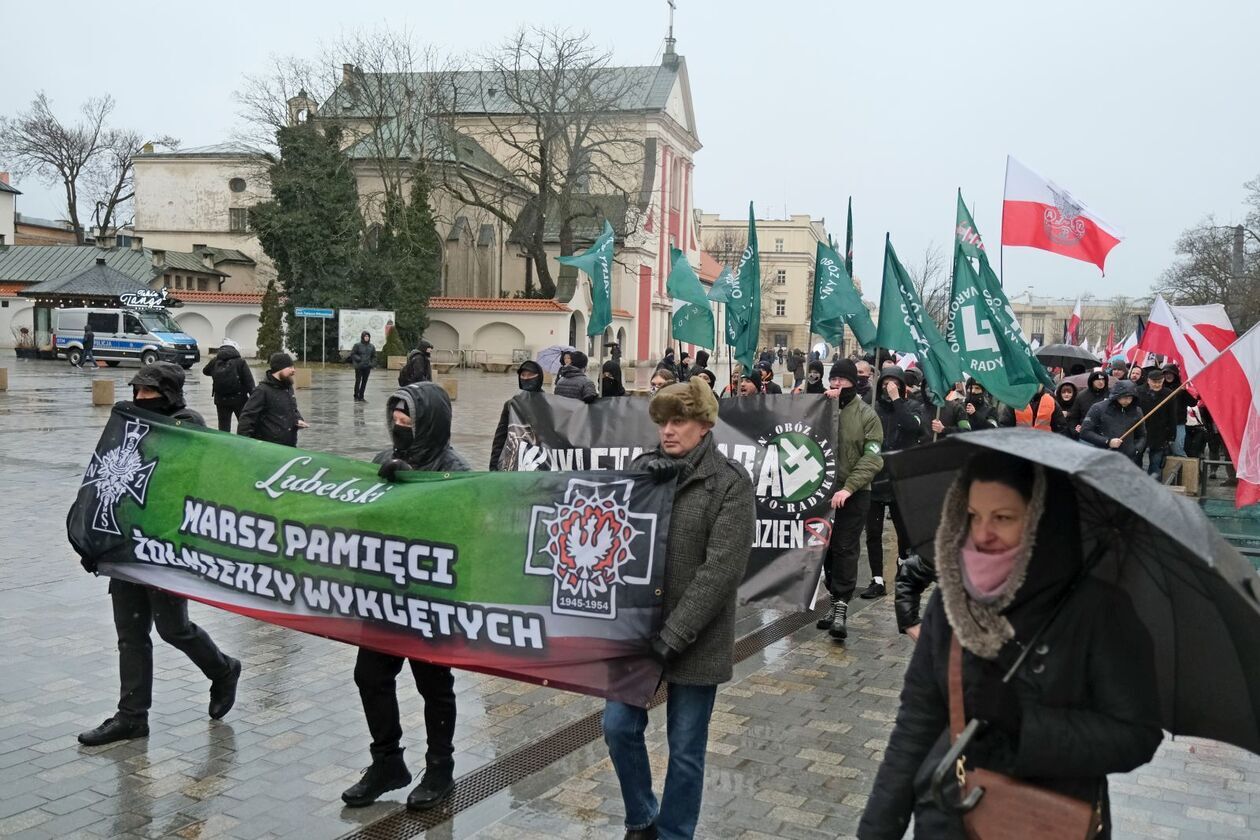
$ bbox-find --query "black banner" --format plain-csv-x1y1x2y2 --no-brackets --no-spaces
502,393,838,610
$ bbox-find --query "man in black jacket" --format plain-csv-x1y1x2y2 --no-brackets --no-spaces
1136,368,1176,475
77,363,241,746
398,339,433,386
349,331,376,401
202,340,255,431
238,353,307,446
1075,370,1110,421
341,383,468,811
79,324,97,368
489,361,544,470
1080,379,1146,459
861,367,923,600
554,350,598,403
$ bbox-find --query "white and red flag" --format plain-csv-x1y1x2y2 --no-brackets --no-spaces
1192,323,1260,508
1067,297,1082,343
1001,157,1124,274
1104,324,1119,358
1139,295,1237,378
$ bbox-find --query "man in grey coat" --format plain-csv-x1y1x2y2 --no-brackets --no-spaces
603,378,755,840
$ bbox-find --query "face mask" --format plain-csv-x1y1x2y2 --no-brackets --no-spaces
807,372,821,384
391,424,414,452
837,386,857,407
857,376,871,388
134,396,170,413
519,376,542,393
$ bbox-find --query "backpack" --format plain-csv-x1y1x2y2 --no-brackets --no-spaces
212,359,243,398
786,355,799,373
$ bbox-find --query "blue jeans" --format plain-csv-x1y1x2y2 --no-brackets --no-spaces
1146,447,1168,477
81,348,96,367
604,683,717,839
1172,424,1187,457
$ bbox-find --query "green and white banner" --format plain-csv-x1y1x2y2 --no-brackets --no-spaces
67,405,676,707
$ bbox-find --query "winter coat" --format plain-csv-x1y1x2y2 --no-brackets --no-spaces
894,553,936,632
836,394,884,495
600,360,626,397
871,368,925,502
489,361,545,470
349,340,376,371
398,345,432,386
82,328,95,352
633,433,754,685
1001,392,1057,431
202,345,255,404
858,470,1163,839
1053,383,1081,439
374,382,470,472
1076,371,1111,419
238,372,303,446
1161,367,1196,425
1080,381,1146,459
1136,384,1176,448
555,352,598,403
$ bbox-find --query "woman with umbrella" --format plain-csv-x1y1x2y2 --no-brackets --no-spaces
859,448,1163,839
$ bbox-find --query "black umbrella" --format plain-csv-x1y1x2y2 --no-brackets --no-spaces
886,429,1260,755
1035,342,1100,370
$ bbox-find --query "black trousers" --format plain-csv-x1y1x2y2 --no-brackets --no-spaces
215,398,245,433
354,367,371,400
111,580,233,723
354,648,456,767
865,499,911,580
823,489,871,603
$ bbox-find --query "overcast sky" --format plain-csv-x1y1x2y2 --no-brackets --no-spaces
4,0,1256,302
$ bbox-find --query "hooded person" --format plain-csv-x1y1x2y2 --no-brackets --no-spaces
1075,370,1110,419
489,360,545,470
350,331,377,401
859,451,1162,839
794,359,826,394
658,347,679,378
398,339,433,387
238,352,306,446
755,361,783,394
1136,368,1176,475
1162,363,1196,457
687,349,710,381
76,363,241,747
958,378,998,431
554,350,598,403
342,383,469,812
1053,381,1080,438
603,378,754,840
695,368,717,392
202,339,255,432
677,351,693,382
601,359,626,398
1080,379,1147,460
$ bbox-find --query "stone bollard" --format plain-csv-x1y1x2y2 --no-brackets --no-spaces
543,371,556,386
388,355,407,370
624,366,638,384
0,367,7,391
293,368,313,389
781,373,793,389
92,379,114,406
441,378,458,401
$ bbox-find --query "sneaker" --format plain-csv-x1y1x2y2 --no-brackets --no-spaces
406,761,455,811
828,600,849,642
816,596,840,630
341,755,413,807
859,580,886,599
208,657,241,720
77,717,148,746
624,826,659,840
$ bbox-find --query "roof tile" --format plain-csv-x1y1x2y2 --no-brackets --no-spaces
171,291,264,305
430,297,571,312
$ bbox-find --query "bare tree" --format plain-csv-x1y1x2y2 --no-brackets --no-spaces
906,241,950,330
0,93,112,243
1155,215,1259,331
85,129,179,236
436,26,646,299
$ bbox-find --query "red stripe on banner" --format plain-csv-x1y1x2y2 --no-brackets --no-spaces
1000,200,1122,273
1138,320,1179,359
1194,324,1238,352
1191,346,1260,509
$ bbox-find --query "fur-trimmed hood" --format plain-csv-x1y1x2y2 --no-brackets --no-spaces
934,465,1084,659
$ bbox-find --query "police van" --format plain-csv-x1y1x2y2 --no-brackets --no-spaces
53,306,201,368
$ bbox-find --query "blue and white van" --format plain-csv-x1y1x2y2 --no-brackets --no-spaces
53,307,201,368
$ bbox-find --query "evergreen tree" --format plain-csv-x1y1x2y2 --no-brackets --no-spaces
380,324,407,366
255,277,284,358
251,122,362,362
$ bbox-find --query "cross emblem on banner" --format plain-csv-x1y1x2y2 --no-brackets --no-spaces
81,419,158,535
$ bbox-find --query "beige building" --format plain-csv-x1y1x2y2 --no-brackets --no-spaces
0,175,15,246
1007,292,1151,349
132,143,272,293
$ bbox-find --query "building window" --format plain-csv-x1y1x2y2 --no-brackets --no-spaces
229,208,250,232
773,332,789,348
774,238,784,253
197,278,209,291
669,157,683,210
174,276,182,289
774,299,786,317
775,269,787,285
229,177,247,193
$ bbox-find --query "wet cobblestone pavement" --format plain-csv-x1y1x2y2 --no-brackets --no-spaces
1,358,1258,839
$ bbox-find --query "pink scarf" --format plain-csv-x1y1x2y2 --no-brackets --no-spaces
960,536,1022,601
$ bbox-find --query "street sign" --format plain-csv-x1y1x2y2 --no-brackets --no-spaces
294,307,335,319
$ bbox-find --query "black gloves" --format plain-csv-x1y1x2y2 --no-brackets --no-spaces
80,556,98,575
649,635,679,666
642,458,680,484
966,660,1024,736
378,458,412,483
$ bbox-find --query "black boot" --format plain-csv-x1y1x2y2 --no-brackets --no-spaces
624,825,659,840
78,717,149,746
406,760,455,811
341,754,412,807
828,600,849,642
816,595,840,630
208,657,241,720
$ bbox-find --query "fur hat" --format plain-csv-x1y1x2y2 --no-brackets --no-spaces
649,378,719,425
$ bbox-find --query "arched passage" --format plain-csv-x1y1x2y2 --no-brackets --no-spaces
424,320,459,351
473,321,526,358
224,313,261,357
568,311,586,349
174,312,215,348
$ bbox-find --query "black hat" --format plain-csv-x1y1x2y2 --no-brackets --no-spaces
269,352,294,372
829,359,858,385
129,362,187,408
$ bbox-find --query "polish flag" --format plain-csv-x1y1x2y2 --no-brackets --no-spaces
1140,295,1237,378
1192,323,1260,508
1104,324,1119,358
1001,157,1124,274
1067,297,1082,343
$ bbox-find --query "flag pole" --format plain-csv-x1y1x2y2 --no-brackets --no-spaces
1119,381,1189,441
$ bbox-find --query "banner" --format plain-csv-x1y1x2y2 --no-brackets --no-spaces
499,393,838,610
667,246,716,349
68,405,676,707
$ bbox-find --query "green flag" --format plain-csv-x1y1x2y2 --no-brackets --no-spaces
946,245,1040,406
976,253,1057,390
874,235,961,405
728,203,761,370
811,241,876,348
955,190,986,261
667,247,715,349
707,266,745,352
557,220,614,336
845,197,854,277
